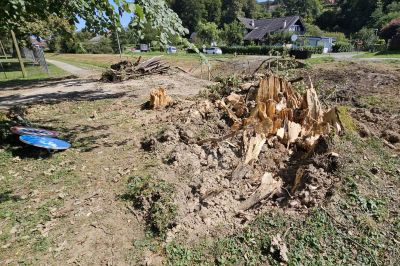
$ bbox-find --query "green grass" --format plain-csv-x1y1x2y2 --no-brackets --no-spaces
0,59,68,80
160,131,400,265
306,56,335,65
122,175,177,238
353,51,400,58
47,51,238,70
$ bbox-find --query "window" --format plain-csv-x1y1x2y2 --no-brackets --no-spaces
290,25,302,32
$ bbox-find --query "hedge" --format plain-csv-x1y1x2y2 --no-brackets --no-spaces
332,42,354,53
219,45,324,55
220,46,285,55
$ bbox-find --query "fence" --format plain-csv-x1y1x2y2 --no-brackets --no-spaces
22,46,49,74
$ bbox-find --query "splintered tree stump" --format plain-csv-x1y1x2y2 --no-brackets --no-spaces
150,87,172,109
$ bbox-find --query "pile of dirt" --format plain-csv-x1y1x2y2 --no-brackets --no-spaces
302,62,400,151
101,57,170,82
137,72,343,241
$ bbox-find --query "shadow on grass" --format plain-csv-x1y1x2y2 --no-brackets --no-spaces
376,50,400,56
0,73,79,91
0,88,127,110
0,191,23,204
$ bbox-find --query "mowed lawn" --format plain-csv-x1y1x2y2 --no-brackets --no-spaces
47,52,239,70
354,51,400,58
0,58,69,87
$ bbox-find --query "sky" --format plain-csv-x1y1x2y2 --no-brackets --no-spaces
75,0,133,31
76,0,271,31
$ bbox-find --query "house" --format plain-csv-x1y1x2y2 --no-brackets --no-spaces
304,36,336,53
238,16,306,43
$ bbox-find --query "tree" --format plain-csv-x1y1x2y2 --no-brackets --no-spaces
220,21,245,45
0,0,188,46
169,0,205,33
380,17,400,41
221,0,244,24
243,0,259,18
196,22,220,46
353,27,379,50
279,0,323,22
204,0,222,26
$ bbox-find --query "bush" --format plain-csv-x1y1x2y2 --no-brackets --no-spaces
353,27,379,51
220,46,286,55
289,50,312,59
220,45,323,55
332,41,354,52
297,46,324,54
82,37,114,54
389,34,400,50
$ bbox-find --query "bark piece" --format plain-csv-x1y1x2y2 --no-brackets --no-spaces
238,172,282,211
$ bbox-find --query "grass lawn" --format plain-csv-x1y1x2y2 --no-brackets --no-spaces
0,58,69,87
306,55,335,65
353,50,400,58
47,52,239,70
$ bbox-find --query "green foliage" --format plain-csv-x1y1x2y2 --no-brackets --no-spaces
125,175,176,238
332,41,354,53
83,37,114,54
131,0,188,46
196,22,220,46
220,45,323,55
353,27,380,51
220,21,244,46
380,17,400,41
280,0,323,22
1,0,187,47
265,31,293,45
304,23,324,37
220,45,286,55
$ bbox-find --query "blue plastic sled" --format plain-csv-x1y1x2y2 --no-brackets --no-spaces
19,135,71,150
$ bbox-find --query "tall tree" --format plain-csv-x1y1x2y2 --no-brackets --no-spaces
169,0,205,33
0,0,188,45
204,0,222,26
221,0,245,24
279,0,323,22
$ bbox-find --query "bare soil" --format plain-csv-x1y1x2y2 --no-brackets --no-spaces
0,60,399,265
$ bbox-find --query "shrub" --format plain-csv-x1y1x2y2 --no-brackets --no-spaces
220,45,323,55
353,27,379,51
220,46,286,55
332,41,354,52
389,34,400,50
289,50,312,59
380,17,400,41
297,46,324,54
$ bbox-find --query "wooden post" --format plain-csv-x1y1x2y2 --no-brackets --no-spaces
11,30,26,78
0,61,7,79
0,40,8,60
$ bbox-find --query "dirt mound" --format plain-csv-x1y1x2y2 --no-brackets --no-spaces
136,73,343,241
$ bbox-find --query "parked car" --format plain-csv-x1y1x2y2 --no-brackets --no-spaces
204,47,222,54
167,46,177,54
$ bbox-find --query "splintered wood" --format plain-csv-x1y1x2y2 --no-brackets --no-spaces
217,73,343,149
206,73,343,207
150,87,172,109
